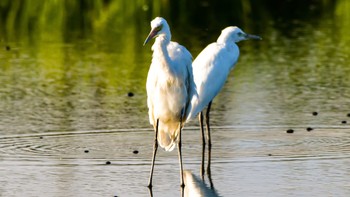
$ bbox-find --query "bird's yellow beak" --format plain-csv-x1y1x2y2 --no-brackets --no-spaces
143,29,158,46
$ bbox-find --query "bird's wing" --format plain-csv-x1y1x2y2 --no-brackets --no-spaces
168,42,193,72
168,41,195,121
184,49,196,121
186,43,239,121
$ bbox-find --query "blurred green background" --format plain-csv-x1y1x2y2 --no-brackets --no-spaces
0,0,349,134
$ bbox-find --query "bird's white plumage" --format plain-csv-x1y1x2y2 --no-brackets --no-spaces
186,42,239,120
187,27,239,120
186,27,247,121
146,17,194,151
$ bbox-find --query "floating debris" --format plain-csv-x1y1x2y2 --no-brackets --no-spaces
347,113,350,117
286,129,294,133
84,150,89,153
312,112,318,116
127,92,134,97
133,150,139,154
5,45,10,51
268,154,272,156
306,127,313,132
39,136,43,139
341,120,347,124
106,161,111,165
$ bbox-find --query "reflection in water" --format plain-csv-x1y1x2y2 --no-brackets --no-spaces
0,127,350,196
1,0,350,196
183,170,220,197
0,0,349,133
147,170,220,197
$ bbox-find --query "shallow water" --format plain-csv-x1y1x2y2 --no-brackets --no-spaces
1,126,350,196
1,1,350,197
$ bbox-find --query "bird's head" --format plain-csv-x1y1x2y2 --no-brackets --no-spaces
218,26,262,44
144,17,171,45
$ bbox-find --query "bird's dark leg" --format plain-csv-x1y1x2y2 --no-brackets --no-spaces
205,101,214,189
199,111,206,180
148,119,159,189
148,185,154,197
178,120,185,197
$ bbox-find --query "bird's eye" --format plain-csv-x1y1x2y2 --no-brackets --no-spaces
155,25,163,32
237,32,244,37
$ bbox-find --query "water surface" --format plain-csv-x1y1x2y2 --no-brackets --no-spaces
1,1,350,196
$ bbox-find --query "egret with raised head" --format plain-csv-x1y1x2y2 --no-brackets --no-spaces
186,26,261,182
144,17,194,192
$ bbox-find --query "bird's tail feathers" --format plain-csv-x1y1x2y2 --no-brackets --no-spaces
157,121,180,152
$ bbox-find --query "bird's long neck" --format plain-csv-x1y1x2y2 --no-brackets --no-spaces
152,35,173,73
217,33,230,44
217,39,240,70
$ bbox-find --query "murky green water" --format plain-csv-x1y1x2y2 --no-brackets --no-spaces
1,1,350,196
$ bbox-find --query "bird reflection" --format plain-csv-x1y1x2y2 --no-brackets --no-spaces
183,170,220,197
148,170,220,197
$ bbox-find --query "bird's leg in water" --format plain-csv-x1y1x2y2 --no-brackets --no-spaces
205,101,214,189
148,119,159,188
178,120,185,197
148,185,154,197
199,112,206,180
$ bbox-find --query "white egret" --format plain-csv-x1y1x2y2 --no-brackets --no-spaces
144,17,194,192
186,26,261,180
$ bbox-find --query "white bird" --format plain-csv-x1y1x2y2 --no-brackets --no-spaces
144,17,194,192
186,26,261,180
